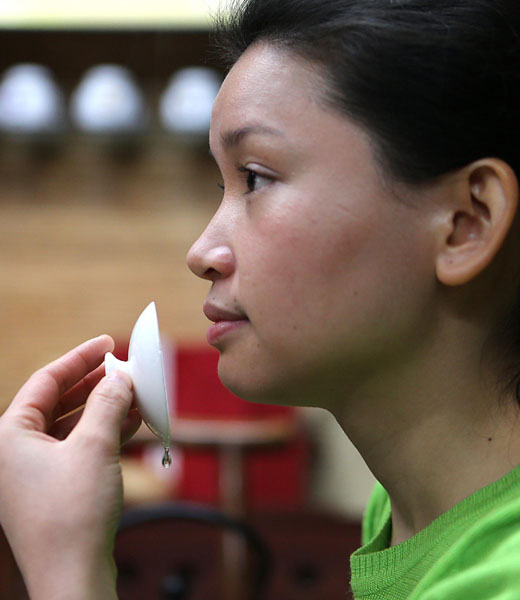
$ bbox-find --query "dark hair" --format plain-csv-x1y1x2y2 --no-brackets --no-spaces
213,0,520,400
214,0,520,184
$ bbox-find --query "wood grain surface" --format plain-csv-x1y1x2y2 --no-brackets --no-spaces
0,139,220,410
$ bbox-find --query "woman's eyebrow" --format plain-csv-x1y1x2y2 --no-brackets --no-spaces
220,124,285,149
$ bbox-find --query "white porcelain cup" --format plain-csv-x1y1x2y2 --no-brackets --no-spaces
105,302,171,447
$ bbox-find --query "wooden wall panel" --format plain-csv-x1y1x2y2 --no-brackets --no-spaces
0,29,224,410
0,143,220,410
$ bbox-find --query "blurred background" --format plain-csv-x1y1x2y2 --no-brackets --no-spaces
0,2,375,598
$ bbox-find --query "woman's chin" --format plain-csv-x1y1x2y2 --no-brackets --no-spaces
216,356,314,408
217,369,283,405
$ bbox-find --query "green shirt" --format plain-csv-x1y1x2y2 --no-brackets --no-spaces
350,463,520,599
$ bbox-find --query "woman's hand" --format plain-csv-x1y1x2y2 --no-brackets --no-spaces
0,335,142,600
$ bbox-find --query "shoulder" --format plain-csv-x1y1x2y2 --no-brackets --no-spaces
412,493,520,599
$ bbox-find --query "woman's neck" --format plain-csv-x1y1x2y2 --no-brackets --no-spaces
335,321,520,546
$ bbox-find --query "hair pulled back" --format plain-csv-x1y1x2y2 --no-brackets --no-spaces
214,0,520,400
214,0,520,184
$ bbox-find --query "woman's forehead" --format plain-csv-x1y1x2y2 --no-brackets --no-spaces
210,43,325,142
208,42,386,189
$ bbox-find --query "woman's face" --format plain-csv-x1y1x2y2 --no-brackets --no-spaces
187,43,440,407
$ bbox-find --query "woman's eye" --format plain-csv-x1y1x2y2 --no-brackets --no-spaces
239,167,270,193
246,170,257,192
217,167,271,196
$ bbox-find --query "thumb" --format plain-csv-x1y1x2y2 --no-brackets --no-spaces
70,371,134,453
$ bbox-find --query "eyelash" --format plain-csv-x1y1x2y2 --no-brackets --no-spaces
217,166,270,195
238,166,259,193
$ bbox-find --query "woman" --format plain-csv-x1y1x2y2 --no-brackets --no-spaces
1,0,520,598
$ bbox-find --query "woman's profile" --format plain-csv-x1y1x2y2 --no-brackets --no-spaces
1,1,520,598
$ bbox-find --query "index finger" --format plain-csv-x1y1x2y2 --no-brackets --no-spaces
7,335,115,432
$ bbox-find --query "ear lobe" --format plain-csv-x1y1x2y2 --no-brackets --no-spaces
435,159,518,286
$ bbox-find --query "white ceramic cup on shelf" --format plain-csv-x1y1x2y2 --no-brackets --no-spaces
0,63,65,135
70,64,148,134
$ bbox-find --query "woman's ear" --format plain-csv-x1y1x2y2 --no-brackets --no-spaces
435,158,518,286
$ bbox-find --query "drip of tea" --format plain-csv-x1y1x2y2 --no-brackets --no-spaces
162,446,172,469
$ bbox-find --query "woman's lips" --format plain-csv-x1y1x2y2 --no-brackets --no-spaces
203,301,249,345
206,318,249,345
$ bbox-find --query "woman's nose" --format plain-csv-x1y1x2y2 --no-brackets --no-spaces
186,237,235,281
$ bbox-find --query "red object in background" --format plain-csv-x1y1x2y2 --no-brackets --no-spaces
115,341,310,510
175,345,309,510
175,345,292,421
179,431,309,509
